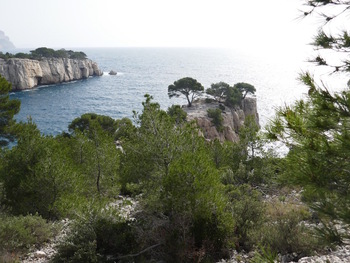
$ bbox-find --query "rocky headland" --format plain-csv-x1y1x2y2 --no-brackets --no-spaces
0,57,103,90
184,97,259,142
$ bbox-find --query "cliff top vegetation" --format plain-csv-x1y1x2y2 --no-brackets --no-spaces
0,47,87,60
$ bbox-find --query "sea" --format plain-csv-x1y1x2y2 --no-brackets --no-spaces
10,47,312,135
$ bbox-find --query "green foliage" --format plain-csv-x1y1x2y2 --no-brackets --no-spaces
167,104,187,124
314,221,343,246
225,85,243,108
69,113,117,136
68,50,87,59
119,95,235,261
206,82,231,103
254,203,319,256
52,210,137,263
114,117,135,140
30,47,87,60
251,244,278,263
0,114,121,219
0,74,20,146
215,116,279,187
267,86,350,238
266,3,350,243
0,121,73,218
168,77,204,107
0,213,54,254
225,184,265,251
205,82,255,108
234,82,256,99
0,48,87,60
301,1,350,73
162,151,233,257
207,108,224,132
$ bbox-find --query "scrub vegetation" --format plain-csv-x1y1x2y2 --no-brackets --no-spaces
0,0,349,261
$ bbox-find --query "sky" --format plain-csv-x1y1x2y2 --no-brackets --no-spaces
0,0,317,53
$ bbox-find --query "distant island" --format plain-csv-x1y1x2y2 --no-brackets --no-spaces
0,30,15,50
0,47,103,90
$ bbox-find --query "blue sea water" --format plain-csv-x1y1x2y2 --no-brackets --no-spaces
10,47,308,135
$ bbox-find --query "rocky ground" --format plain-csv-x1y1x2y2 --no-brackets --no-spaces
20,219,70,263
217,245,350,263
19,193,350,263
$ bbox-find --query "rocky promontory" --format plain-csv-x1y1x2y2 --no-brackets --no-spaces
0,57,103,90
184,97,259,142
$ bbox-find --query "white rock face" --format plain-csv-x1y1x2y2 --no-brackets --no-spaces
0,57,103,90
184,97,259,142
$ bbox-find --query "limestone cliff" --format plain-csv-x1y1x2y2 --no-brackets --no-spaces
0,57,103,90
184,97,259,142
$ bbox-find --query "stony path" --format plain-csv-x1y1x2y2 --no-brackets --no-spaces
21,219,70,263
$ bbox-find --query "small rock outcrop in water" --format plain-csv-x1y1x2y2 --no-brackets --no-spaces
109,70,117,75
0,57,103,90
0,30,15,50
184,97,259,142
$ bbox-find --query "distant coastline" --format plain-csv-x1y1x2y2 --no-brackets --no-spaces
0,48,103,90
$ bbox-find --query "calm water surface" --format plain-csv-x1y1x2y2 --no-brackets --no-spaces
10,48,308,135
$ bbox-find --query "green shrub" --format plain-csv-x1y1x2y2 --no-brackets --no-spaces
167,104,187,124
225,86,243,108
207,108,224,132
218,103,226,111
225,184,265,251
253,202,320,256
205,98,215,103
0,213,54,254
52,211,138,263
251,244,278,263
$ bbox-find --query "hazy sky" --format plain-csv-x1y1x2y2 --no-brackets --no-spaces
0,0,316,52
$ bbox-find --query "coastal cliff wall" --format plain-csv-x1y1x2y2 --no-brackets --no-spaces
184,97,259,142
0,57,103,90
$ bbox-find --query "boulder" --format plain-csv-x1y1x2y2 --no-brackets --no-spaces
34,251,47,258
109,70,117,75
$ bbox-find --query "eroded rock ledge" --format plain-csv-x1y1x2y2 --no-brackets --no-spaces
0,57,103,90
184,97,259,142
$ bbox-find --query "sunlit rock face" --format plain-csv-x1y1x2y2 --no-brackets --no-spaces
184,97,259,142
0,57,103,90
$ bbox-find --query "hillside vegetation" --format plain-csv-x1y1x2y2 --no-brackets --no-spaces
1,1,350,261
0,47,87,60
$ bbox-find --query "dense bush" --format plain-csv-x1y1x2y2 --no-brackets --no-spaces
0,115,121,219
225,184,265,251
0,213,54,254
207,108,224,132
52,211,138,263
252,200,320,257
167,104,187,124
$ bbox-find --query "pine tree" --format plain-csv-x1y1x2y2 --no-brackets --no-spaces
0,74,20,146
